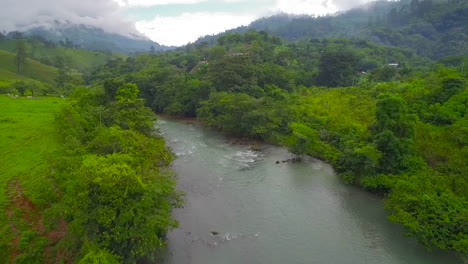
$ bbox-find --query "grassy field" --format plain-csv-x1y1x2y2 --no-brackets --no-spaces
0,50,58,86
0,95,65,261
0,39,127,72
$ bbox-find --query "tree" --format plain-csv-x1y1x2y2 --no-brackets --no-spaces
207,46,226,61
107,83,156,136
15,81,26,96
103,78,124,104
14,39,27,73
67,151,178,263
316,49,359,87
55,56,70,89
77,244,122,264
150,45,155,54
369,66,399,82
372,94,417,174
208,56,256,92
410,0,420,14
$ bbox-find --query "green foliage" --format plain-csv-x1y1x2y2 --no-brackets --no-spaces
107,92,157,137
0,49,58,86
338,142,382,177
199,0,467,59
53,85,181,263
316,49,359,87
67,153,177,262
289,123,340,162
86,30,467,256
78,242,122,264
0,38,127,72
372,94,417,174
14,39,27,73
384,170,468,254
16,231,49,264
369,66,399,82
198,92,281,139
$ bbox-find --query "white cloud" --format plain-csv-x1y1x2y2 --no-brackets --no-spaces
135,12,256,46
273,0,339,16
114,0,209,7
0,0,140,37
1,0,375,46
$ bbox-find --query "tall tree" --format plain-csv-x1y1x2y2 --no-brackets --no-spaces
372,94,416,174
14,39,27,73
316,49,359,87
55,56,69,89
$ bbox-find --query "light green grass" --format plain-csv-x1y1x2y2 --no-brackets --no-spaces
0,95,64,206
0,68,30,87
0,95,65,262
0,39,127,72
0,49,58,85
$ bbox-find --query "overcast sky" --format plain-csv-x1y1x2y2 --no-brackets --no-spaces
1,0,372,46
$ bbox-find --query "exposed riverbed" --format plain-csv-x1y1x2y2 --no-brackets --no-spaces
158,119,461,264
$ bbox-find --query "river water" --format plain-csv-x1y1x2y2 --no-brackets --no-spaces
158,119,461,264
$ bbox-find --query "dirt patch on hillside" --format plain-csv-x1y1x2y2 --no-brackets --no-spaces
6,180,69,263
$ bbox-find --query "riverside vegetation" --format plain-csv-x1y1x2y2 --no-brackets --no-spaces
0,84,182,263
87,30,467,257
0,0,467,262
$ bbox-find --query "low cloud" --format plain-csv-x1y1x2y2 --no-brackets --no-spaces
115,0,209,7
0,0,375,45
0,0,140,37
136,12,256,46
273,0,339,16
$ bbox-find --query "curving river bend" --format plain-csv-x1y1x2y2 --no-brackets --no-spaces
158,119,461,264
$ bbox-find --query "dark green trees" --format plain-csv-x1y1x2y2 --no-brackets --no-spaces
14,40,27,73
208,56,256,93
55,56,70,89
55,84,181,263
373,94,417,174
316,50,359,87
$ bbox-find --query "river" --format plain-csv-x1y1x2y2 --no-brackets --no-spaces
158,119,461,264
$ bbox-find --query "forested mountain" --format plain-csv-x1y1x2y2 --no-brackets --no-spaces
2,22,171,54
196,0,467,59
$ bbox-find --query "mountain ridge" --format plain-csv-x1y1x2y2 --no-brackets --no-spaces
4,21,173,55
193,0,467,59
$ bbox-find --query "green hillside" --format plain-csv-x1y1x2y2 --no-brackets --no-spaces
195,0,467,59
0,39,127,72
0,49,57,85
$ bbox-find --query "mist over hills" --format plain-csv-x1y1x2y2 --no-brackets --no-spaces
194,0,467,59
3,21,172,54
2,0,465,57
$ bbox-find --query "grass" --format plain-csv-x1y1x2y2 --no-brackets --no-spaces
0,39,127,72
0,95,64,205
0,49,58,85
0,95,65,261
